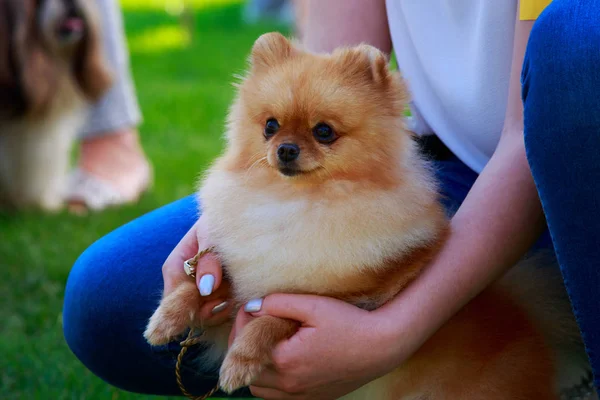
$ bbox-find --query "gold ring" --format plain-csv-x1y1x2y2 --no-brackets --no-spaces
183,246,215,279
183,259,196,278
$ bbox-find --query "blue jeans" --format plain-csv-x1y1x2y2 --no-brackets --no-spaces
63,0,600,394
522,0,600,388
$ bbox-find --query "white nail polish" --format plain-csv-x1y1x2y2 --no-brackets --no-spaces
244,298,263,313
211,301,229,315
198,274,215,296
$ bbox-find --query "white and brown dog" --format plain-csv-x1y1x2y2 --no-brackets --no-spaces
0,0,111,211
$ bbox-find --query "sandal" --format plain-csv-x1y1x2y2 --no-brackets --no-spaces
65,166,152,214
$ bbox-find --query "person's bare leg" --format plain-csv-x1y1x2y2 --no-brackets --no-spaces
77,128,150,194
67,0,151,213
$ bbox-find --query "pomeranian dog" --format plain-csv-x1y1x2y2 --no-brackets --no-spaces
145,32,591,399
0,0,111,211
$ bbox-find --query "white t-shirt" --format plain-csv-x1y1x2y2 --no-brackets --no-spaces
386,0,518,173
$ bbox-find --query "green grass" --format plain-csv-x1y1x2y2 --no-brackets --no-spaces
0,3,287,399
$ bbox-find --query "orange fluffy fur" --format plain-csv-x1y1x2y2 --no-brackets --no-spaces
145,32,590,399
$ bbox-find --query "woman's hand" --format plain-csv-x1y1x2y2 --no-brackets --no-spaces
161,215,233,326
230,294,404,400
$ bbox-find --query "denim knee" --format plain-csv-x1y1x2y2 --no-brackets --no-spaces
62,195,201,394
62,239,136,391
522,0,600,133
525,0,600,73
62,235,173,393
63,245,110,378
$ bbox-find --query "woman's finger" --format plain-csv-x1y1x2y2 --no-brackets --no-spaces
229,306,254,347
194,252,223,297
249,385,298,400
198,297,234,326
193,214,225,296
162,220,200,294
249,366,282,389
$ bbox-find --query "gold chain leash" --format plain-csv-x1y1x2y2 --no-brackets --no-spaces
175,329,220,400
176,247,220,399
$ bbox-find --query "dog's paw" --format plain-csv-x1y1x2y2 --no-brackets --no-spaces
143,309,185,346
144,282,202,346
219,348,264,393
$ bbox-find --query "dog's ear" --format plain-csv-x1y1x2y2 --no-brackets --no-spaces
74,5,112,101
0,0,61,118
0,0,27,117
334,44,393,86
249,32,295,72
355,44,391,84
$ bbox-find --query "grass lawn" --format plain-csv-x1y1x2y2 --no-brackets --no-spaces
0,2,286,398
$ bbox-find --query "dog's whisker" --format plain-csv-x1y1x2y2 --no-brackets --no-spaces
244,156,268,182
319,164,335,180
244,152,266,169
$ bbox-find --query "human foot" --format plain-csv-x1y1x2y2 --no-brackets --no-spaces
66,129,152,214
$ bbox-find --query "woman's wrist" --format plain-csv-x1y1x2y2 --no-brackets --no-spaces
368,299,428,370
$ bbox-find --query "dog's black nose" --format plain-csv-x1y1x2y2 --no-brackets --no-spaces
277,143,300,162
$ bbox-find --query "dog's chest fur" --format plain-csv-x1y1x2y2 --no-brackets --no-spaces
199,170,440,303
0,75,87,208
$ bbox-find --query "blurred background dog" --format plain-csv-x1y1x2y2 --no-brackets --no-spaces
0,0,112,211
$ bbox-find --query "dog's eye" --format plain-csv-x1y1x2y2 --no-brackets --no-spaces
264,118,280,139
313,123,337,144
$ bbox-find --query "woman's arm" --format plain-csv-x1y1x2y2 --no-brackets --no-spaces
301,0,392,55
377,13,540,346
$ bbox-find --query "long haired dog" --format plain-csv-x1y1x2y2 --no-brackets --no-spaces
0,0,111,211
145,33,591,399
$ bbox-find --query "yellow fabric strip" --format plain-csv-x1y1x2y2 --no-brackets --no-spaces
520,0,552,20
